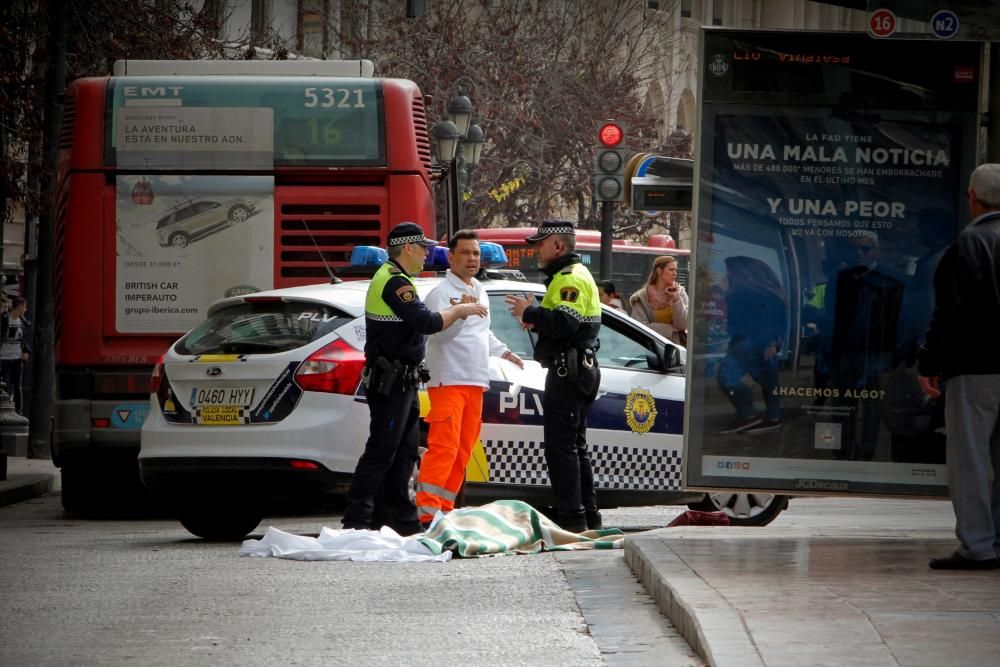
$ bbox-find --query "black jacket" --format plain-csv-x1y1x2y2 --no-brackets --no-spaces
918,211,1000,379
522,253,601,363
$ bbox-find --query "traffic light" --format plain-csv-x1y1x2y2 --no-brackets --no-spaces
594,120,626,202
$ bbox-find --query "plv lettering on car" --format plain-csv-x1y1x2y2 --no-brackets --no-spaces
499,389,544,416
296,311,341,322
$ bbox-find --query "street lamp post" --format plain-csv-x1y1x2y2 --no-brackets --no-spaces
432,90,485,240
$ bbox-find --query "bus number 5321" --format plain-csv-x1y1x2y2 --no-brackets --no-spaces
304,87,366,108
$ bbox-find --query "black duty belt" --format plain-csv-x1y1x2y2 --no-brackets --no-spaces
542,348,596,380
361,357,430,395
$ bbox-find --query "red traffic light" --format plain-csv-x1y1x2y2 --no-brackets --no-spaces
598,122,624,148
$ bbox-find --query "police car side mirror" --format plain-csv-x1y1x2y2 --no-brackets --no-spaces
661,344,683,370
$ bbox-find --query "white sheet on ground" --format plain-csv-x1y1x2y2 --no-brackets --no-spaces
239,525,452,562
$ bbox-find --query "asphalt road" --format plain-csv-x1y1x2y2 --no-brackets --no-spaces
0,494,701,666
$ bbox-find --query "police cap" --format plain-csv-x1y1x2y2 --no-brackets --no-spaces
387,221,437,248
524,219,576,245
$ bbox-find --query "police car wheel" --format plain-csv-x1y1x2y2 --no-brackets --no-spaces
688,492,788,527
178,503,263,541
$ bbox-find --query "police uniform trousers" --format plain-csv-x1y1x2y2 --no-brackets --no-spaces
542,363,600,531
342,383,422,534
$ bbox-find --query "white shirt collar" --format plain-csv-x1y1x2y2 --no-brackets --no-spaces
444,269,478,292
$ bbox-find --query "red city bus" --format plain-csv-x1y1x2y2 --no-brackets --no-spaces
52,59,435,511
473,227,690,298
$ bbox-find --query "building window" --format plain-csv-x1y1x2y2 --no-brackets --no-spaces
298,0,328,57
201,0,224,37
251,0,271,44
681,0,691,18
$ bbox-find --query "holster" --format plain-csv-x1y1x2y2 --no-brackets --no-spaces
362,357,429,396
362,357,399,397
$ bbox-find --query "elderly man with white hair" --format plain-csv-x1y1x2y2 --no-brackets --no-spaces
919,163,1000,570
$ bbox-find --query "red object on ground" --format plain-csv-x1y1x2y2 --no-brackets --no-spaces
667,510,731,527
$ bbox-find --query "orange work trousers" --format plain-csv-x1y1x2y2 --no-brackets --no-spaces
415,385,484,524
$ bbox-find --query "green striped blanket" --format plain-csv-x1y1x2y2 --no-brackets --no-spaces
417,500,625,557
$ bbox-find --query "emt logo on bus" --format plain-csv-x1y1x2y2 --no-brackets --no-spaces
123,85,184,99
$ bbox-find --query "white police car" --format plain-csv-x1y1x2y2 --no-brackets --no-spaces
140,244,787,538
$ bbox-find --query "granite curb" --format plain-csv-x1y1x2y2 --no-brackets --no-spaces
625,531,764,667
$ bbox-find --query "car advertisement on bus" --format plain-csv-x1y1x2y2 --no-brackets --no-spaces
115,174,275,333
684,30,981,497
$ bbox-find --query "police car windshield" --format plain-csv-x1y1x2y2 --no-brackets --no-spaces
176,301,353,356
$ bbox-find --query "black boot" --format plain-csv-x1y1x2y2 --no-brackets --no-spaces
586,510,603,530
558,513,588,533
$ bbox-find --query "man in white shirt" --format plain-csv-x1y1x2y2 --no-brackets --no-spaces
415,230,524,527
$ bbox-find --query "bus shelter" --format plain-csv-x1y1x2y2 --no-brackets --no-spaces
684,29,981,497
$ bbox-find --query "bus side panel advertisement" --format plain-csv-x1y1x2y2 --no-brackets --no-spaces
684,30,982,497
115,175,275,333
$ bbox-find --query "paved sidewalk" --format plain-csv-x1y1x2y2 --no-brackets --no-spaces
625,497,1000,667
0,455,58,508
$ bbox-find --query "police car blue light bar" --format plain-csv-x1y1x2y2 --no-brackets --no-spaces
349,246,388,267
424,245,449,271
480,242,508,269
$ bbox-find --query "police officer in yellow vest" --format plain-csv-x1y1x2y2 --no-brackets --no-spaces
342,222,487,534
506,220,603,533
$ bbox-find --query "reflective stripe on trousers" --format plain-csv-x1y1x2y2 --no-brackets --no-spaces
415,385,484,523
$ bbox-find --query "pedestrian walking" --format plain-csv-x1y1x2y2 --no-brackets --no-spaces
415,230,524,527
342,222,487,535
1,296,30,414
919,163,1000,570
506,220,603,533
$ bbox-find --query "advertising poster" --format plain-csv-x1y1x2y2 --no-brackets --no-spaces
115,106,274,170
115,175,275,334
685,30,981,497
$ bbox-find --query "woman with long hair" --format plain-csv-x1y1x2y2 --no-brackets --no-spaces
629,255,688,345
